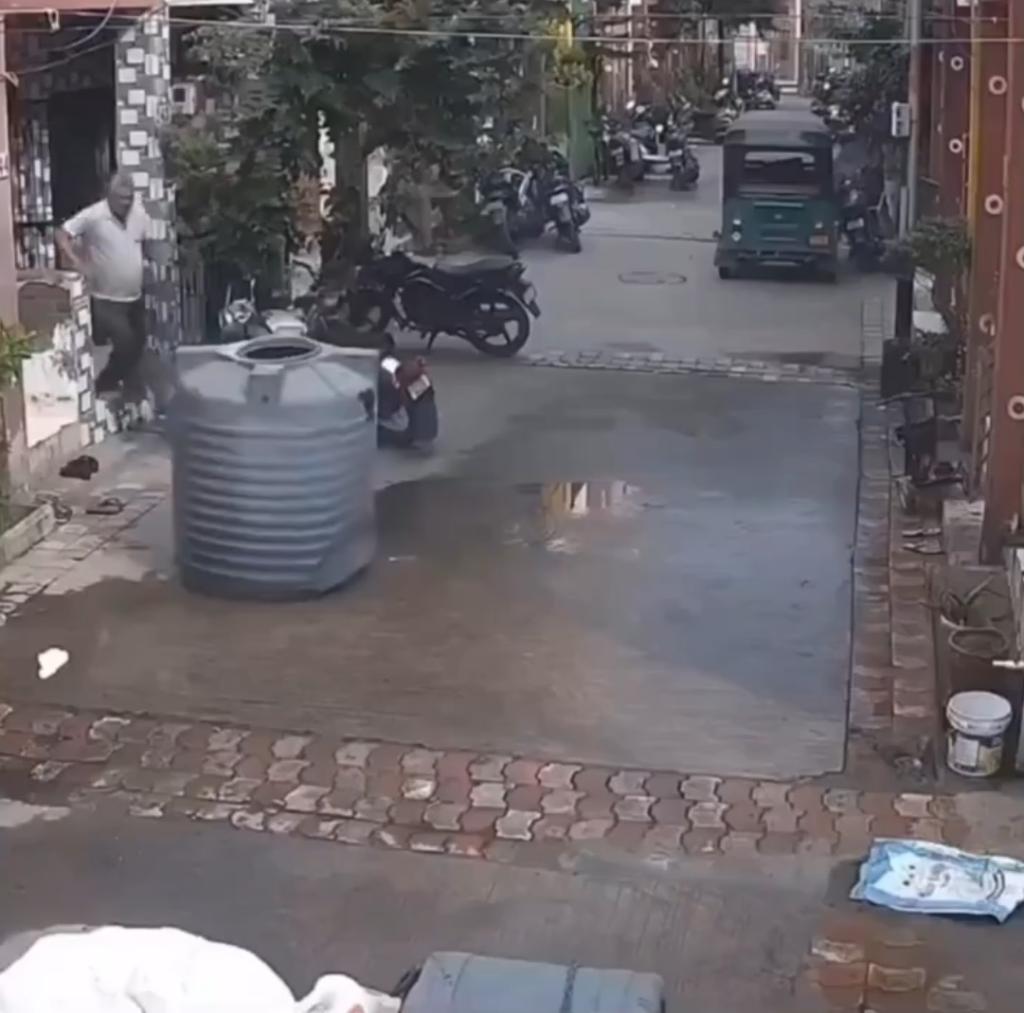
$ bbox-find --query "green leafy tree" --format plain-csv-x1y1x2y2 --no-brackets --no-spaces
630,0,784,96
166,0,559,268
833,13,908,144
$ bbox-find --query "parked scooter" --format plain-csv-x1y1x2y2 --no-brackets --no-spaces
839,176,885,271
532,150,589,252
376,353,439,448
750,84,777,111
477,171,520,256
713,79,743,142
666,127,700,190
597,114,643,188
348,250,541,357
626,101,658,158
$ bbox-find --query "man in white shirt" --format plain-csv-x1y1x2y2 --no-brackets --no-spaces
57,171,166,406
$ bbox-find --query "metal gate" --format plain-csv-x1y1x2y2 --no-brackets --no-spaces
178,243,206,345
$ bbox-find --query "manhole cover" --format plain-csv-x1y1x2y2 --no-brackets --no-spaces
618,271,687,285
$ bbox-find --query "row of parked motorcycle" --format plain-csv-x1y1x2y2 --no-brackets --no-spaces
216,243,545,448
810,68,889,270
712,70,781,137
592,100,701,191
810,68,857,139
478,146,590,255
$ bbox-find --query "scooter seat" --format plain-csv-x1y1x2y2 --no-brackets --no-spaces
433,255,518,276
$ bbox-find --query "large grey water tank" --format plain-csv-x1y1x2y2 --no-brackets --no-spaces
170,336,378,599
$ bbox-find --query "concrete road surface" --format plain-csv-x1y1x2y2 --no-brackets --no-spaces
3,366,857,779
0,145,875,780
0,801,835,1012
2,799,1019,1013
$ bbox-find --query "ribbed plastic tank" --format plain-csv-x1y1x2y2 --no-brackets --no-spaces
170,336,378,600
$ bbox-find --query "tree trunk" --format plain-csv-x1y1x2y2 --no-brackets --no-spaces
333,129,369,251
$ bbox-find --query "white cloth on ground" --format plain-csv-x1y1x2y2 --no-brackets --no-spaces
0,926,377,1013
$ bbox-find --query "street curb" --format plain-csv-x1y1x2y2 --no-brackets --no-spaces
519,350,861,387
0,502,55,572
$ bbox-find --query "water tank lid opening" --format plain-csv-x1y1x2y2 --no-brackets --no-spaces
238,336,320,363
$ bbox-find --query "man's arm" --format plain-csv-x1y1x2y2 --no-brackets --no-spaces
57,204,95,275
55,228,87,275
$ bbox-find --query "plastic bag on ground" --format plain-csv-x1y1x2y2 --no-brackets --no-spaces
850,838,1024,922
0,925,384,1013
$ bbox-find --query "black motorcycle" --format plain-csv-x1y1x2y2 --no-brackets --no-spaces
348,251,541,357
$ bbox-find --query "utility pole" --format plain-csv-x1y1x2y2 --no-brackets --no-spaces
905,0,922,233
0,16,18,326
894,0,923,346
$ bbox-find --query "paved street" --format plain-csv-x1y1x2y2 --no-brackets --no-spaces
0,151,875,781
0,368,857,778
3,128,1015,1012
0,800,832,1012
519,145,890,368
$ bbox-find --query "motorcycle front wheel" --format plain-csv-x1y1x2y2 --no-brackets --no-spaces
348,289,395,333
488,213,518,256
462,290,531,358
557,219,582,254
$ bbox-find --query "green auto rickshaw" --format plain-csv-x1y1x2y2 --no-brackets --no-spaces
715,111,839,281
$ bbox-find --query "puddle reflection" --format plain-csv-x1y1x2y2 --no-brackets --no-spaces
507,481,648,555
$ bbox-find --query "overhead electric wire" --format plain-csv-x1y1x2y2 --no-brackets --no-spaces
0,3,1010,60
0,6,984,28
6,4,146,77
49,0,119,53
127,12,1024,47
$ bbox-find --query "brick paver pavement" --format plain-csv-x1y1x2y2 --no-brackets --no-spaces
0,701,980,863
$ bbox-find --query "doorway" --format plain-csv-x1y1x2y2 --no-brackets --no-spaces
48,88,115,228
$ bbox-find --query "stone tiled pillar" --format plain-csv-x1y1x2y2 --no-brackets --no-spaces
114,9,180,356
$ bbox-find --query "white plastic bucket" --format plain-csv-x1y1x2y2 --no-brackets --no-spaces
946,690,1012,777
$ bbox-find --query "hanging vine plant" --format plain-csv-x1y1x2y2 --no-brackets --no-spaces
0,321,32,389
909,216,971,279
551,43,592,90
900,216,972,343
